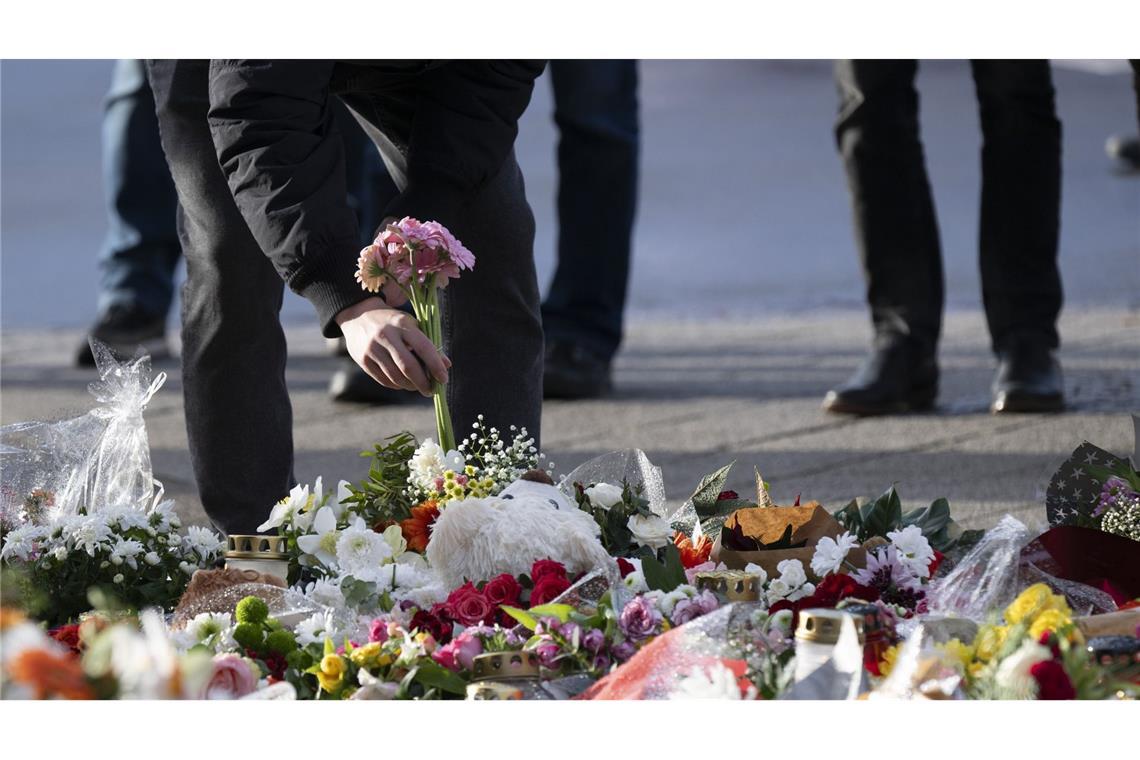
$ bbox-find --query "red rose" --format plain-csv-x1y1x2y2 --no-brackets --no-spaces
446,581,479,607
482,574,522,608
717,490,739,501
1030,659,1076,700
48,624,82,655
616,557,636,578
808,573,880,609
530,573,572,606
450,590,495,627
530,559,567,583
415,608,453,644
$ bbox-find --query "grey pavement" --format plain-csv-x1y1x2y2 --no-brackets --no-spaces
1,60,1139,535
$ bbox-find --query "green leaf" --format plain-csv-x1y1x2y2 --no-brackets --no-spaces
689,462,735,510
640,544,687,592
501,606,539,631
833,497,863,538
414,661,469,695
860,485,902,538
526,603,575,623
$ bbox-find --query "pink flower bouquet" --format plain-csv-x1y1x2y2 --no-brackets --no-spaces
355,217,475,450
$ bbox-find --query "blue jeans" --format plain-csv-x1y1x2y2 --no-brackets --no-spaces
96,59,181,320
541,60,640,363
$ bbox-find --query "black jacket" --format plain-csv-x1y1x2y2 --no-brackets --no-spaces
205,60,545,337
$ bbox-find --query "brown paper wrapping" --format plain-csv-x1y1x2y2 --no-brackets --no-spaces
1075,608,1140,638
710,502,867,581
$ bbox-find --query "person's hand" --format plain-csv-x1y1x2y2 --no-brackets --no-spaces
335,297,450,397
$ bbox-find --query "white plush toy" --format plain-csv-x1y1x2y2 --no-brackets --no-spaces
425,471,613,589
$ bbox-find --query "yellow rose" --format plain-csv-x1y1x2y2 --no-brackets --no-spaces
1004,584,1071,626
879,644,901,678
1028,608,1075,642
317,654,347,692
938,638,975,671
973,624,1008,662
349,642,383,669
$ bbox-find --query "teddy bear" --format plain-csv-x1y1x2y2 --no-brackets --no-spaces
425,470,614,589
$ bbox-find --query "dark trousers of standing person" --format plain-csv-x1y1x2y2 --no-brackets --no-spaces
540,60,639,397
827,60,1063,414
147,60,543,535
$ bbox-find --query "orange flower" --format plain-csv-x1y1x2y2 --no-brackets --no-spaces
0,607,27,630
8,649,93,700
400,501,440,553
674,531,712,569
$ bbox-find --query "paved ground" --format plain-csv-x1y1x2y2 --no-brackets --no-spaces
2,60,1138,535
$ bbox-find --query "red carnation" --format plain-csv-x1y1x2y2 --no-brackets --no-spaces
927,550,945,577
530,573,572,606
530,559,568,583
48,624,82,656
717,490,739,501
808,573,880,609
1030,659,1076,700
482,574,522,609
616,557,636,578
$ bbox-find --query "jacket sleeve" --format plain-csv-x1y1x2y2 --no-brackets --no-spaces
206,60,366,338
382,60,547,229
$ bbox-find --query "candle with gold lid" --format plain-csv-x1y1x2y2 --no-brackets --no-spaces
466,651,552,700
793,608,865,683
224,534,290,582
693,570,761,603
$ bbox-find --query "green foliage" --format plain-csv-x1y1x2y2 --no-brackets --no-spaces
343,431,419,524
834,485,967,552
234,595,269,625
265,629,297,655
639,544,687,592
572,479,656,557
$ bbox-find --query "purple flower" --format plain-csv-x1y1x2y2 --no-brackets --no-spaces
557,621,582,646
534,616,561,637
619,595,663,641
590,652,612,673
534,640,562,669
582,628,606,654
694,589,719,615
671,599,701,626
611,640,637,663
505,629,526,648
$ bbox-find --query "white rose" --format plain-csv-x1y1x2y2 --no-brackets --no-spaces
627,514,672,550
765,578,792,605
585,483,625,511
623,570,649,595
144,551,161,566
776,559,807,588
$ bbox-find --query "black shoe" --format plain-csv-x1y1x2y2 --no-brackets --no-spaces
991,338,1064,414
328,361,424,405
543,340,613,400
1106,134,1140,172
822,335,938,415
75,305,169,367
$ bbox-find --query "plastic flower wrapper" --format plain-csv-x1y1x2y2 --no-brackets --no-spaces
1,341,165,523
580,603,792,700
926,515,1031,621
559,449,667,521
869,622,965,700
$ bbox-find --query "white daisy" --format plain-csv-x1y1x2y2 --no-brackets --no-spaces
811,531,860,577
886,524,935,578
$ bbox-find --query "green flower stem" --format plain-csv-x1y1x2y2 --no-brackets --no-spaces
405,257,454,451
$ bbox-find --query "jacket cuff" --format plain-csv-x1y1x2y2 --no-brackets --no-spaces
293,236,372,338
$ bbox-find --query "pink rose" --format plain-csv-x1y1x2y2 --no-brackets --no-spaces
203,654,257,699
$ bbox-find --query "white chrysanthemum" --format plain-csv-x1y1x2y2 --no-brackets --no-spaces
785,582,815,602
811,531,859,577
110,537,144,569
296,506,340,571
149,499,181,531
184,525,224,559
394,580,449,612
178,611,235,652
335,522,393,582
886,524,935,579
627,513,672,550
71,516,114,556
408,438,465,491
623,569,650,595
294,611,336,647
995,640,1052,697
302,577,346,610
670,662,757,700
103,503,150,532
584,483,624,511
0,524,47,562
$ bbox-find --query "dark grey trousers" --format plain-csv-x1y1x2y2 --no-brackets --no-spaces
147,60,543,535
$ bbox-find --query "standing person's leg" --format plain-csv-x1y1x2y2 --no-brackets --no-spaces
147,60,294,534
971,60,1064,413
542,60,640,399
823,60,941,415
339,83,543,444
79,59,181,366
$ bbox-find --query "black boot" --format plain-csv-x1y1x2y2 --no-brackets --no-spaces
991,337,1064,413
822,334,938,415
543,340,613,400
